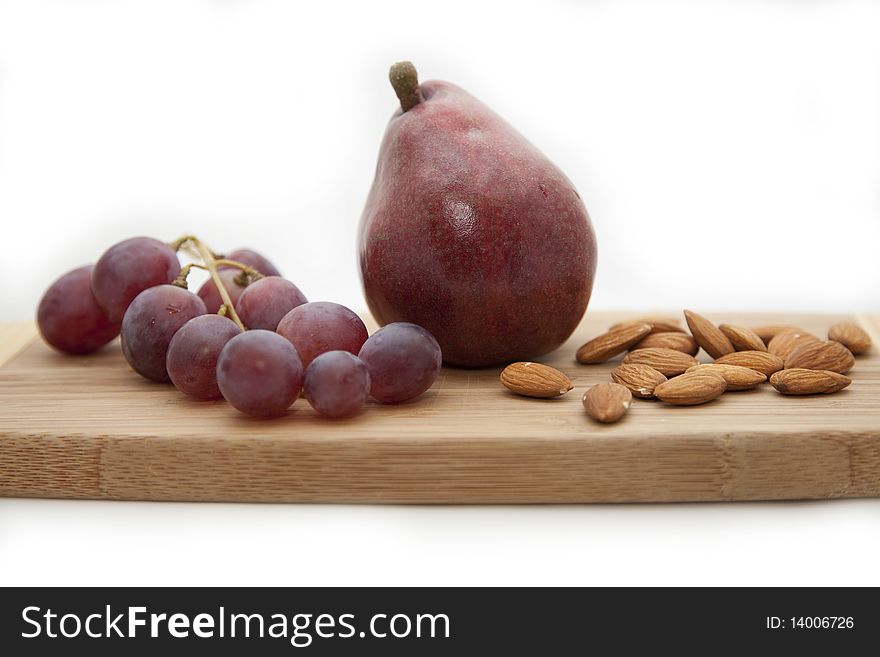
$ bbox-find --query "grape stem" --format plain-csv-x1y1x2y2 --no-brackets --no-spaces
171,235,247,331
214,259,265,287
174,260,263,286
172,263,200,288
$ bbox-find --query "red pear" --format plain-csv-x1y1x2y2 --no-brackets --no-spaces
358,62,597,367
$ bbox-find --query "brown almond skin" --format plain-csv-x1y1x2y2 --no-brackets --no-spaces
767,328,820,359
686,363,766,391
828,322,872,355
500,362,573,398
631,331,699,356
770,368,852,395
714,351,784,377
622,347,698,377
751,325,801,346
583,383,632,423
654,370,727,405
610,363,668,398
784,340,855,374
683,310,735,359
610,318,684,335
719,324,767,352
576,322,651,364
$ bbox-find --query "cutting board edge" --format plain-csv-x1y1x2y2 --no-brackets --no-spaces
2,426,877,504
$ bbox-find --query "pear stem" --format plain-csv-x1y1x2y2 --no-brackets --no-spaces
389,61,423,112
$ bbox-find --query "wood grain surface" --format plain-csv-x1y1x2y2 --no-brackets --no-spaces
1,312,878,503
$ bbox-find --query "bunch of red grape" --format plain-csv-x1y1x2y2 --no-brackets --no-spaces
37,235,442,418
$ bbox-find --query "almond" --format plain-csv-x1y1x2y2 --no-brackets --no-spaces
784,340,855,374
828,321,872,355
622,347,699,377
631,331,699,356
610,317,685,335
610,363,668,398
683,309,735,359
582,383,632,423
751,324,801,346
500,362,573,398
576,322,651,364
770,368,852,395
767,328,820,359
685,363,766,390
714,351,784,377
719,324,767,352
654,370,727,405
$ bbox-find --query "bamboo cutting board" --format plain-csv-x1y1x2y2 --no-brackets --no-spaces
0,313,878,504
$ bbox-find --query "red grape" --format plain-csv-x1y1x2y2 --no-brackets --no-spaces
236,276,307,331
276,302,368,369
197,269,248,313
166,314,241,400
358,322,441,403
216,330,303,417
223,248,281,277
120,285,207,382
303,351,370,418
92,237,181,322
37,265,120,354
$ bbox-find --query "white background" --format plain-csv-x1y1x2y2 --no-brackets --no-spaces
1,0,879,586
